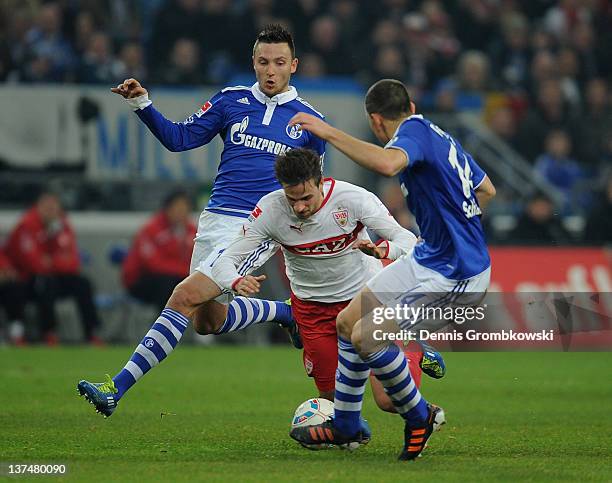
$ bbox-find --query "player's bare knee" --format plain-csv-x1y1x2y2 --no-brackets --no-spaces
336,308,354,340
167,282,200,315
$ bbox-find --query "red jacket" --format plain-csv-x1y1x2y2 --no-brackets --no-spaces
122,211,196,288
0,247,14,271
4,207,80,280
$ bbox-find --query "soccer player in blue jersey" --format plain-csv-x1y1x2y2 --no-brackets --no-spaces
77,25,327,417
288,79,496,460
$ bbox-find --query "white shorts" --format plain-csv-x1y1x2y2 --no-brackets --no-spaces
366,251,490,330
191,210,279,303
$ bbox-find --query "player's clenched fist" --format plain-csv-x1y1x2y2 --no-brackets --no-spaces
233,274,266,297
111,78,148,99
352,239,386,259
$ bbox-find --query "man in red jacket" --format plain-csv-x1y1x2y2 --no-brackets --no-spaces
5,191,103,345
0,247,26,345
122,191,196,311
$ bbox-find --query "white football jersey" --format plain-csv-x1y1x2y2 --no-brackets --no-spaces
212,178,417,302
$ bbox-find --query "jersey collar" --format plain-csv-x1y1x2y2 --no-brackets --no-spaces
392,114,424,138
251,83,298,105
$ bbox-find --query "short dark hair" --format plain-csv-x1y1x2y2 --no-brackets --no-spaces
275,148,322,187
254,24,295,58
365,79,412,120
162,189,192,209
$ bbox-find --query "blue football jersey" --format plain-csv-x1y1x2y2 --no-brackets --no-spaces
136,83,326,217
385,115,490,280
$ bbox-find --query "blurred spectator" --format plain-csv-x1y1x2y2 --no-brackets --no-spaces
76,31,120,84
276,0,322,50
401,13,431,89
149,0,205,77
488,105,518,146
297,52,326,78
509,193,572,245
530,27,555,55
122,191,196,311
4,191,103,345
577,78,612,167
450,0,497,51
583,176,612,245
72,10,96,56
330,0,367,49
115,41,147,81
370,18,401,50
456,50,490,95
21,2,75,82
529,50,557,94
570,21,600,81
420,0,460,79
199,0,233,81
308,15,354,75
0,248,26,346
516,78,579,162
534,130,585,212
369,45,407,85
490,12,531,90
557,47,581,106
155,38,205,85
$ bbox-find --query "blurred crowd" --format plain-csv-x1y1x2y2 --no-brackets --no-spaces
0,188,195,345
0,0,610,240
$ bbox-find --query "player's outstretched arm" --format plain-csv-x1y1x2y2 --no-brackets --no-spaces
290,113,407,177
111,78,222,153
475,176,496,212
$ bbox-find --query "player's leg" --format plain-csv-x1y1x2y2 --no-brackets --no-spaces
77,271,222,416
192,213,299,346
369,258,446,380
290,288,375,448
371,342,422,413
291,258,439,454
289,296,341,401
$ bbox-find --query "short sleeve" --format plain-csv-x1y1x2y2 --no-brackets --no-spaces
384,121,426,168
466,153,487,189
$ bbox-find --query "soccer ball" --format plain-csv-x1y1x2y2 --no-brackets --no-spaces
291,398,334,429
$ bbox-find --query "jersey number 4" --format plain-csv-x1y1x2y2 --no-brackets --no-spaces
447,143,473,199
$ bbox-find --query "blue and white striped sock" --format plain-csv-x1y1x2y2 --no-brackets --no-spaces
215,297,292,334
333,337,370,436
364,344,429,425
113,308,189,399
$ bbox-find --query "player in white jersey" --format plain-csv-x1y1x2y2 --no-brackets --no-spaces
212,147,442,419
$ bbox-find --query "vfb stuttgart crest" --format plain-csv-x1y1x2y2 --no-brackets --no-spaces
332,209,348,228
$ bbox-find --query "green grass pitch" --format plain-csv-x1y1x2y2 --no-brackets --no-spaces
1,347,611,482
